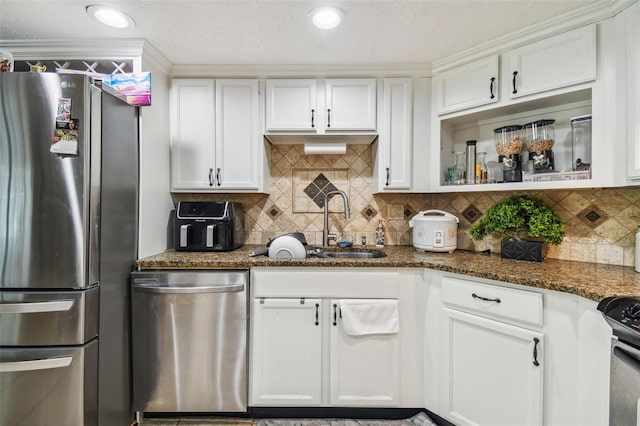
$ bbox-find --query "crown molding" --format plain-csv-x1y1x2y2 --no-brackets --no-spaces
0,39,147,60
432,0,637,73
140,41,172,75
0,38,171,74
170,63,432,79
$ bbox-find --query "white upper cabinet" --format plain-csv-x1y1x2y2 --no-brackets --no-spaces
429,23,606,193
373,78,431,193
376,78,413,191
507,25,596,99
170,78,269,193
435,55,499,115
265,78,377,134
170,79,216,190
625,1,640,179
265,79,317,131
215,79,262,189
324,79,377,131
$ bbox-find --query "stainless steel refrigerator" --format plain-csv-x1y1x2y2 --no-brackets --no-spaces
0,73,139,426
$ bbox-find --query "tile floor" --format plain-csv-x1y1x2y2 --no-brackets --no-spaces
138,412,436,426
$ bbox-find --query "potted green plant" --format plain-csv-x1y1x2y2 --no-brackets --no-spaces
468,194,565,262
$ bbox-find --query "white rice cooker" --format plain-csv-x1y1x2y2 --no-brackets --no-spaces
408,209,459,253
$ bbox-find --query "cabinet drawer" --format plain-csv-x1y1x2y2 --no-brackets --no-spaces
442,276,543,326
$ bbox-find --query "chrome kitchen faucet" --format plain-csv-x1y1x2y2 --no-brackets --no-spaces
323,190,351,247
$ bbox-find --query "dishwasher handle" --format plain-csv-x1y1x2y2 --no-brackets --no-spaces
133,283,244,294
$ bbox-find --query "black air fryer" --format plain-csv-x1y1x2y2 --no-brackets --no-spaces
173,201,244,251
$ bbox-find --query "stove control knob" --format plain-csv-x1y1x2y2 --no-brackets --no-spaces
625,303,640,318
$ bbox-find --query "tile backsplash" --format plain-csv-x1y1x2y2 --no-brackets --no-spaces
174,144,640,267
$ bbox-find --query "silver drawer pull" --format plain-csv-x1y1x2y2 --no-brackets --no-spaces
0,300,74,314
472,293,501,303
133,284,244,294
0,356,73,373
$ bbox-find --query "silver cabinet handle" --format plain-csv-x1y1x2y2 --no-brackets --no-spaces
208,168,214,186
133,284,244,294
0,300,74,314
0,356,73,373
216,168,222,186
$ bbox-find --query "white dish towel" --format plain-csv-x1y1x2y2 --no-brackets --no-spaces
339,299,399,336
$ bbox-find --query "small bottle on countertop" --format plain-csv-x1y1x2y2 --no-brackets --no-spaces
375,219,385,248
635,227,640,273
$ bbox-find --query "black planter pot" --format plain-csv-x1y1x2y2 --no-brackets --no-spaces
500,239,544,262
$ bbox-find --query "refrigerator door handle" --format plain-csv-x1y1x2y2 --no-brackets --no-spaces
133,284,244,294
0,356,73,373
0,300,74,314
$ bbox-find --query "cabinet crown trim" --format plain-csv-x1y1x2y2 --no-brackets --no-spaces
432,0,632,73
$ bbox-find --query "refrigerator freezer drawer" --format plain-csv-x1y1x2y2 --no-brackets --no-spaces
0,287,98,346
0,339,98,426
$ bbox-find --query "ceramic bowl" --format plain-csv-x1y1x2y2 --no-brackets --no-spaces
268,235,307,259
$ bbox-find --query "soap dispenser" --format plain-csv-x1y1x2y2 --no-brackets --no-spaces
375,219,385,248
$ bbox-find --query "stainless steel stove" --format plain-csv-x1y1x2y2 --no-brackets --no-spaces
597,296,640,426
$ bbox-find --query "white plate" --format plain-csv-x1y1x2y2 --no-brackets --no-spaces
268,235,306,259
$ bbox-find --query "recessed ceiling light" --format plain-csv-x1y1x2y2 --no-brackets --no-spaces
86,5,135,29
310,6,345,30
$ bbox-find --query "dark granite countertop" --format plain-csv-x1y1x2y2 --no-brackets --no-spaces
136,245,640,302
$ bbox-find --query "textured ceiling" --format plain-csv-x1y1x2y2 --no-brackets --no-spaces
0,0,599,66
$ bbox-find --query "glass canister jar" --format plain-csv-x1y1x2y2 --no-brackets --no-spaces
523,119,555,154
571,114,592,171
494,125,524,158
494,125,523,173
452,151,466,184
523,119,555,173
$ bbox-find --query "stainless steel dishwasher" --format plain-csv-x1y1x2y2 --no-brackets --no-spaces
131,270,248,416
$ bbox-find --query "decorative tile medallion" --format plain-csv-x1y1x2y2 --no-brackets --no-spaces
462,204,482,224
577,204,608,228
293,169,349,213
361,204,378,220
266,204,282,220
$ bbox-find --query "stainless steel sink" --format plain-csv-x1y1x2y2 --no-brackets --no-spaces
322,249,386,259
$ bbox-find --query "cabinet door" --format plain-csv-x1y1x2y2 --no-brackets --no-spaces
507,25,596,99
435,55,499,114
378,78,413,191
329,299,400,406
441,308,544,426
265,79,317,132
215,79,260,189
250,298,322,406
324,79,377,131
626,2,640,178
170,79,215,191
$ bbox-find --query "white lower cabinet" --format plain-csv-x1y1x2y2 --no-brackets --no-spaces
427,271,611,426
249,267,425,408
329,300,400,406
251,298,323,406
441,308,543,426
251,297,399,407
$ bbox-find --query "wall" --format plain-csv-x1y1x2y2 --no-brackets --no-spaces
138,51,174,258
175,143,640,267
